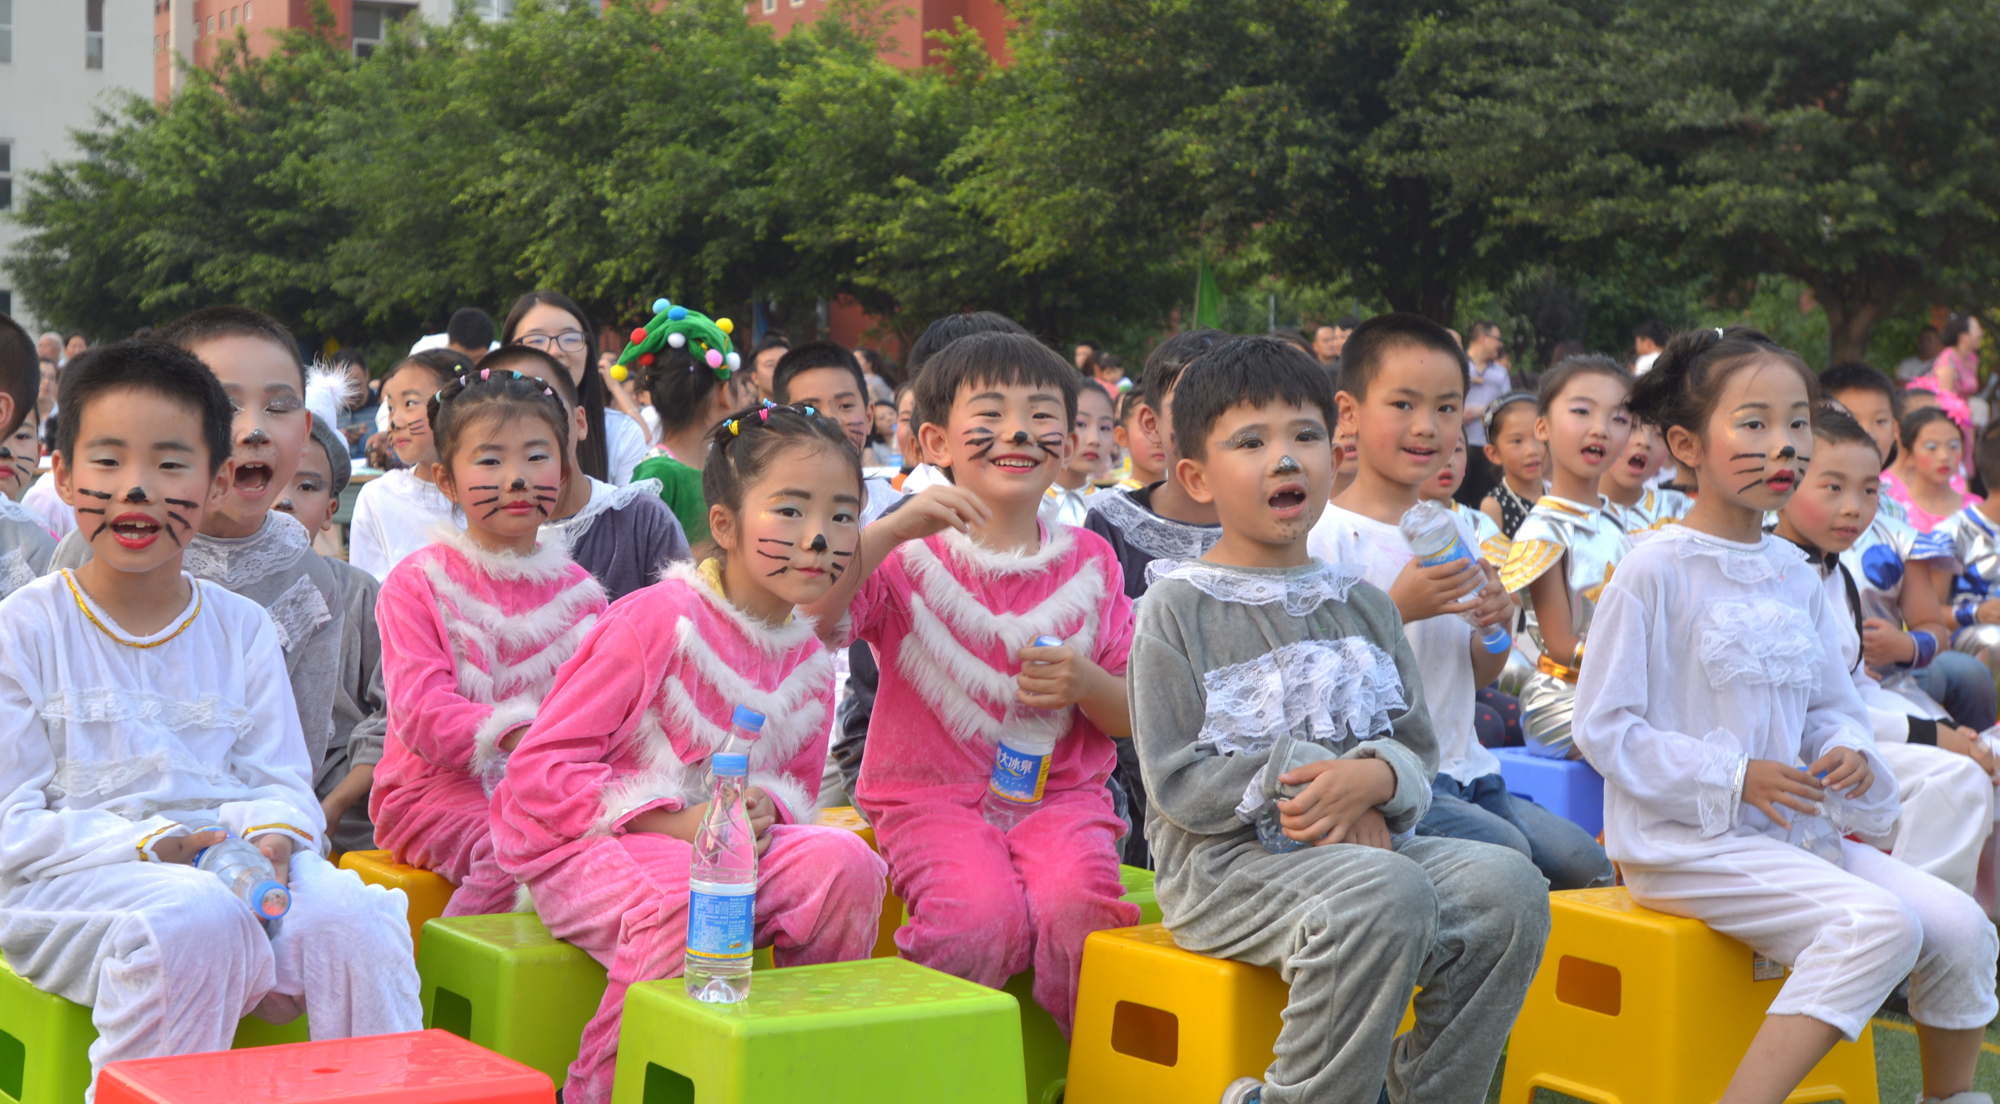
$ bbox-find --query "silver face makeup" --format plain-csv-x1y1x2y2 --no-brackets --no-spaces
1274,454,1302,475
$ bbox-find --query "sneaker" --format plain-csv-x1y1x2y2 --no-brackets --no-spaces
1920,1095,1994,1104
1219,1077,1263,1104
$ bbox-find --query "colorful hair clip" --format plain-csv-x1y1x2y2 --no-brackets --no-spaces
481,368,490,380
759,408,772,423
727,419,741,435
616,297,738,382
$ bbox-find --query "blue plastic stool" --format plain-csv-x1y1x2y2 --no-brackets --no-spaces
1492,746,1603,837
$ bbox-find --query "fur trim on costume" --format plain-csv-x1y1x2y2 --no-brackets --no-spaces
591,709,698,837
431,523,582,586
660,560,820,655
662,617,831,763
514,882,536,915
935,523,1075,577
903,537,1105,654
422,554,605,655
472,697,539,774
750,771,816,824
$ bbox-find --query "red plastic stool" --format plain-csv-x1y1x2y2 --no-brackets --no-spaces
94,1029,553,1104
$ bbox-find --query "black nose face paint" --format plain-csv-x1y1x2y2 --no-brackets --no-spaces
808,533,828,553
243,428,270,445
510,478,527,491
1010,431,1031,446
123,487,149,503
1776,445,1797,459
1274,455,1302,475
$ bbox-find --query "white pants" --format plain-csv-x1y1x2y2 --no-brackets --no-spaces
1873,742,1996,895
0,851,421,1095
1627,834,1998,1041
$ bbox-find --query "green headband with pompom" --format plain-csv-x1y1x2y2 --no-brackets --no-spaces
611,297,739,382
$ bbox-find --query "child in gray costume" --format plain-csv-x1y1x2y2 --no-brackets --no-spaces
1128,333,1550,1104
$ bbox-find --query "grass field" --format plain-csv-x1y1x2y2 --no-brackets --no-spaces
1480,1012,2000,1102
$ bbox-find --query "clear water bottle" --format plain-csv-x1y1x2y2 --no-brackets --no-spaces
1785,771,1848,868
1400,500,1511,654
685,752,758,1003
982,635,1066,832
190,829,291,921
723,705,764,758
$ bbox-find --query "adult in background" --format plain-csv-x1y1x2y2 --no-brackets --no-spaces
1632,320,1670,375
501,290,648,485
445,307,495,365
1932,312,1985,405
1899,326,1945,383
35,333,60,364
332,350,378,461
1074,339,1102,371
746,334,792,402
856,346,897,404
1457,320,1511,507
1312,315,1357,372
61,334,87,365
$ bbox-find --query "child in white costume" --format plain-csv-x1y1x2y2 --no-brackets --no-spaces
1575,326,1995,1104
0,344,419,1096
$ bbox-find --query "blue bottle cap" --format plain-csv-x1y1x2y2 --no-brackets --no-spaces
249,880,291,920
713,752,749,776
731,705,767,731
1033,635,1063,648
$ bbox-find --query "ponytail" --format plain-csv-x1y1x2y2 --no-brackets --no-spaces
1627,325,1816,442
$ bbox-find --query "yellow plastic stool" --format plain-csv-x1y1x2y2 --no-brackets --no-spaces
1500,886,1877,1104
338,850,456,950
815,807,905,959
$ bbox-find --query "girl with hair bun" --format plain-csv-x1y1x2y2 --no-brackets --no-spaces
1573,326,1996,1104
373,367,609,918
491,402,890,1104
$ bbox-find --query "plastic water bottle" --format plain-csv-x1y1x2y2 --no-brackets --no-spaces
190,829,291,921
982,635,1066,832
1785,772,1848,868
685,752,758,1003
722,705,764,758
1399,500,1511,654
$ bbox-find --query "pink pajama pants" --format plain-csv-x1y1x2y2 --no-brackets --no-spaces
527,823,887,1104
864,783,1138,1036
376,776,518,917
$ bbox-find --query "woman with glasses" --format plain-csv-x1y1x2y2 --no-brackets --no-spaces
501,291,650,485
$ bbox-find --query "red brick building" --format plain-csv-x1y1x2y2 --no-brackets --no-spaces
746,0,1008,69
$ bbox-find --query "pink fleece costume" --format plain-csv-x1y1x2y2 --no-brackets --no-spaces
849,524,1139,1035
373,528,607,916
491,560,887,1104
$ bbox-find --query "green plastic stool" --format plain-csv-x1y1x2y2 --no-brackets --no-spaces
0,959,309,1104
611,958,1023,1104
417,913,609,1087
1118,865,1160,926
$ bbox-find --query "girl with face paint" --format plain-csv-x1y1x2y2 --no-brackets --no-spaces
487,403,889,1104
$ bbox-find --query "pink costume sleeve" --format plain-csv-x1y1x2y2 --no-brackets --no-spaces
1086,542,1136,677
847,548,910,650
379,561,493,775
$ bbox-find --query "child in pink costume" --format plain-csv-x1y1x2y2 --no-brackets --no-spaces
492,402,889,1104
820,331,1141,1036
373,367,608,917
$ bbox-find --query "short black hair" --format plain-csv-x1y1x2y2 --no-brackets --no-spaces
57,342,234,477
1172,336,1336,462
771,342,867,408
1811,403,1877,455
154,305,305,389
1633,320,1671,346
478,345,579,412
912,332,1079,446
0,313,38,439
1820,362,1895,406
1117,387,1147,424
906,312,1029,381
1140,329,1230,411
1470,320,1501,341
447,308,497,352
749,334,792,363
1943,312,1981,349
1337,313,1470,400
1900,404,1958,452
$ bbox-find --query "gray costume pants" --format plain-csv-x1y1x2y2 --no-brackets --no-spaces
1161,835,1549,1104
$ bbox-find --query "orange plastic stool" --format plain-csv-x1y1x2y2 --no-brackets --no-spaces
816,807,905,959
1499,887,1876,1104
94,1030,552,1104
339,850,457,950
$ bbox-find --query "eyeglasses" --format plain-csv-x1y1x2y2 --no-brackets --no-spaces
518,331,588,353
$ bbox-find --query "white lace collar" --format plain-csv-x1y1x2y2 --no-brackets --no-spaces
1088,486,1221,561
183,511,309,588
662,559,820,655
430,522,577,584
936,523,1075,577
541,477,662,536
1664,524,1803,585
1146,557,1362,616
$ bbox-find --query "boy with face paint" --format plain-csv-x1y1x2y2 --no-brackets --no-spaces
0,343,420,1092
48,307,345,772
0,315,55,598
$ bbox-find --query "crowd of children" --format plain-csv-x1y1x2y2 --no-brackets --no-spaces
2,299,1999,1104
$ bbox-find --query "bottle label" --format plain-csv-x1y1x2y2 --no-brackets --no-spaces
1413,536,1472,571
686,881,756,963
988,740,1052,805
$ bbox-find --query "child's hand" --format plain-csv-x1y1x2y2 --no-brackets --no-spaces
1467,562,1514,630
887,485,991,544
319,763,375,836
1017,641,1089,710
1742,758,1825,829
1808,745,1873,798
1276,758,1396,845
1939,725,2000,777
1859,618,1916,667
252,833,294,887
1387,556,1481,624
150,828,226,866
1320,807,1392,851
744,787,777,856
499,725,530,753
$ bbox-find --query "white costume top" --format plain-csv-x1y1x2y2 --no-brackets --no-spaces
1039,483,1099,530
0,498,56,602
0,572,322,896
1310,503,1500,786
605,411,648,487
350,469,456,582
21,472,75,541
1572,526,1900,870
1605,487,1692,536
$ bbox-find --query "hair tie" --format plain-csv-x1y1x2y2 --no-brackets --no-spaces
802,405,816,416
544,387,555,397
480,368,490,380
759,408,772,423
727,419,741,435
1714,328,1725,339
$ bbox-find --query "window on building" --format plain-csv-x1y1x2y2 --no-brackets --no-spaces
0,0,13,65
760,0,775,12
351,4,407,58
86,0,103,68
0,292,11,317
244,1,252,20
0,142,11,211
